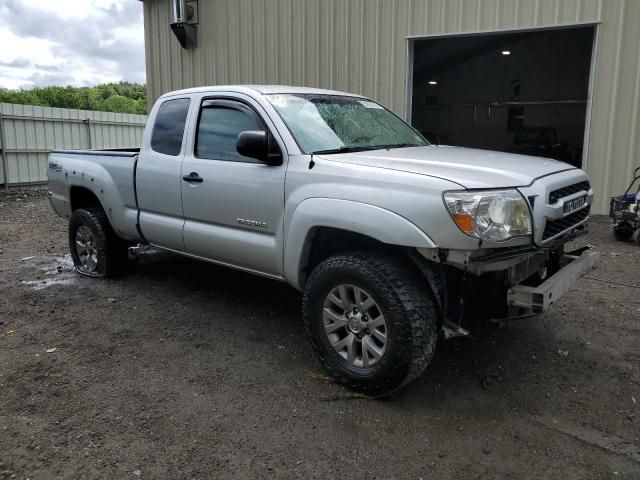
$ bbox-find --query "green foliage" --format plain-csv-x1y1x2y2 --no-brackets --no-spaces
0,82,147,114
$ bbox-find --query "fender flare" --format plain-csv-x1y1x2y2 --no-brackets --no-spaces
64,159,139,240
283,198,437,290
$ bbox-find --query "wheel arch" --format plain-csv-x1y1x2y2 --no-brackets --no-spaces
284,198,437,290
64,168,141,241
70,186,104,212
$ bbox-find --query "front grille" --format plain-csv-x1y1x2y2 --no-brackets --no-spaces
548,181,590,204
542,207,590,241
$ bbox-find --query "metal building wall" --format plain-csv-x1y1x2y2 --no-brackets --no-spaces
0,103,147,188
143,0,640,214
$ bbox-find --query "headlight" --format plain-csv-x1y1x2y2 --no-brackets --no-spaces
443,189,532,241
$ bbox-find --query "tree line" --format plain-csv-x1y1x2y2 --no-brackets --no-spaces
0,82,147,115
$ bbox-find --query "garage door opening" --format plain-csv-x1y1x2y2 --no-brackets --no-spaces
409,26,596,167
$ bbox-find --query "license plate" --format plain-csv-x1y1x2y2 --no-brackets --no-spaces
564,195,586,213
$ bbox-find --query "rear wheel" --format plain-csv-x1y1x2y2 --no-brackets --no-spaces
69,208,127,278
302,252,439,396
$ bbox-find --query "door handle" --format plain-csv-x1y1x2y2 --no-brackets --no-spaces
182,172,203,183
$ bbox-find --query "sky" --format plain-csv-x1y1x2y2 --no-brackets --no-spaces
0,0,145,89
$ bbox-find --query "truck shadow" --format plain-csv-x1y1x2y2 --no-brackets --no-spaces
126,248,570,404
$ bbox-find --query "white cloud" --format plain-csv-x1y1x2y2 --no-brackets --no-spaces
0,0,145,89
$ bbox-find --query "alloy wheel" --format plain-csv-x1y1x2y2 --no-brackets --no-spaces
322,284,388,368
75,225,98,274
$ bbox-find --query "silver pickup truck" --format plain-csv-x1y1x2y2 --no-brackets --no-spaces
48,85,598,394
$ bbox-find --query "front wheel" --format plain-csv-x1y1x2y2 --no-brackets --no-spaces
302,252,439,396
69,208,128,278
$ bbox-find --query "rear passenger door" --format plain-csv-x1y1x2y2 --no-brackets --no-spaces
180,97,287,277
137,97,191,251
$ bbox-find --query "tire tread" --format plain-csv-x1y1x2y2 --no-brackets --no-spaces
302,251,439,395
68,208,127,278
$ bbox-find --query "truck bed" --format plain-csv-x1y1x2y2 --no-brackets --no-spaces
48,148,142,242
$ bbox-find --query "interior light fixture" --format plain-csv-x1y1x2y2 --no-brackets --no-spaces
501,50,511,56
428,80,438,85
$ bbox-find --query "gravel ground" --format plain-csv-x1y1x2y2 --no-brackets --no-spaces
0,191,639,479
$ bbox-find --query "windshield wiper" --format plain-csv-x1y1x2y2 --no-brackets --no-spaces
370,143,421,150
310,143,422,156
310,146,377,155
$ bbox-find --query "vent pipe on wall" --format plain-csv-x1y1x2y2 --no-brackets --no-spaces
171,0,197,49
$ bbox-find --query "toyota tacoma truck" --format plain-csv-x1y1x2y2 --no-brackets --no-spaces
47,85,598,395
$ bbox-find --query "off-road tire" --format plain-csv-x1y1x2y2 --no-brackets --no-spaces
68,208,128,279
302,251,439,396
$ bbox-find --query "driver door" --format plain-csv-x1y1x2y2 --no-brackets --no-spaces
180,98,287,278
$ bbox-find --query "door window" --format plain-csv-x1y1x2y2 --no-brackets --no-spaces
196,106,262,162
151,98,191,156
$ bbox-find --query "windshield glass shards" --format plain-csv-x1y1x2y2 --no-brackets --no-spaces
267,94,428,154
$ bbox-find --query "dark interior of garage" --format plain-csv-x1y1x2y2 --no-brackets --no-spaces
411,26,595,167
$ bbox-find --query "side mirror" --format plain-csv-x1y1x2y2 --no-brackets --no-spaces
236,131,282,166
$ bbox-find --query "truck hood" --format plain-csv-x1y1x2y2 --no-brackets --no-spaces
318,145,576,189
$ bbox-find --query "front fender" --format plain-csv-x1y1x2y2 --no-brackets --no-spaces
283,198,436,290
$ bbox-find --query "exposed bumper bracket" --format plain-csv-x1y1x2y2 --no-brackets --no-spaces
506,250,599,317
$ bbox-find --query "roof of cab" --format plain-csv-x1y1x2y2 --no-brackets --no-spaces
159,85,364,99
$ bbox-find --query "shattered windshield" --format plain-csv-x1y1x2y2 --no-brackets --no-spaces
266,94,428,154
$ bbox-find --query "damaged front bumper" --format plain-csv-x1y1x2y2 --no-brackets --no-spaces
506,249,599,318
415,242,599,337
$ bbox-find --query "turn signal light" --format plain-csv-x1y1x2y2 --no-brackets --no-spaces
452,213,474,233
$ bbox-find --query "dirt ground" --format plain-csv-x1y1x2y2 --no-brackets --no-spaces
0,191,638,480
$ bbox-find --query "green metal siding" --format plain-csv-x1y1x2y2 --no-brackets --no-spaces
0,103,146,187
143,0,640,214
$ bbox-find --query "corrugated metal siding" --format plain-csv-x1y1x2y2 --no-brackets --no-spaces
0,103,147,186
144,0,640,214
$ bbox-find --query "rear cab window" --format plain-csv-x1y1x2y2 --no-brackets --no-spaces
151,98,191,156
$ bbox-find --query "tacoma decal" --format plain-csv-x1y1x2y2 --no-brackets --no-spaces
237,218,268,228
